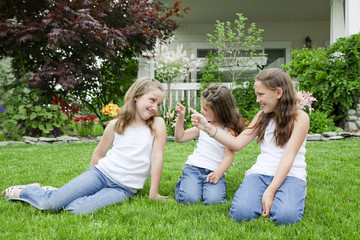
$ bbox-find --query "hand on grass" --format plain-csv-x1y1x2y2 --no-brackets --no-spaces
261,188,275,217
149,193,168,200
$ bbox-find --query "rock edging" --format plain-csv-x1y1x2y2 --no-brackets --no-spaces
344,97,360,132
306,131,360,141
1,132,359,146
0,136,102,146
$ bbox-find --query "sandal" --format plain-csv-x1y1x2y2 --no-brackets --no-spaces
41,186,57,191
2,183,40,198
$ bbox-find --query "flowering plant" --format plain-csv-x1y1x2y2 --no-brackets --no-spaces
101,104,121,118
73,115,98,123
240,119,251,127
0,104,7,113
142,38,202,108
296,91,317,113
142,38,201,83
0,104,6,129
73,115,98,136
51,95,79,120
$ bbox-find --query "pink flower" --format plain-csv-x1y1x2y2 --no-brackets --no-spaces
166,111,175,119
296,91,317,113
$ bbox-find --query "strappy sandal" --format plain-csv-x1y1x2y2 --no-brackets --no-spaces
2,183,40,198
41,186,57,191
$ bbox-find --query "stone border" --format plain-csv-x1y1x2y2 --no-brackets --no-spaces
0,136,102,146
344,97,360,132
306,131,360,141
1,132,359,147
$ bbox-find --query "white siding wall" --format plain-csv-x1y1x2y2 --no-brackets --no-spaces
169,20,330,60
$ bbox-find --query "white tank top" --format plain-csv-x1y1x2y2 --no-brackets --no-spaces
245,119,307,182
96,125,154,189
185,127,228,172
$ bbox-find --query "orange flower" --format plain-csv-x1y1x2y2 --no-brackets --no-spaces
101,104,120,118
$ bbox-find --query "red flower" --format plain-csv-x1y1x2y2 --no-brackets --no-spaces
240,119,251,127
73,115,98,123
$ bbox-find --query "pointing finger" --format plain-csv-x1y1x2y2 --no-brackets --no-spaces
189,107,199,115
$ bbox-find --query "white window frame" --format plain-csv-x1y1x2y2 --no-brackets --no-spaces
190,41,292,77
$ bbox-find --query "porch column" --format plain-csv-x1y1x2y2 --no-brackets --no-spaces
137,56,155,79
345,0,360,36
330,0,345,44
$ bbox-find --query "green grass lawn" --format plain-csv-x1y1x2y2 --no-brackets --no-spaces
1,139,359,239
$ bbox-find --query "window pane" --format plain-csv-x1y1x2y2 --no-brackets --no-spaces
197,49,215,58
264,49,286,68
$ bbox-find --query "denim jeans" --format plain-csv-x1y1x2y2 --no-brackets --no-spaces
229,173,306,225
9,167,135,215
175,165,227,205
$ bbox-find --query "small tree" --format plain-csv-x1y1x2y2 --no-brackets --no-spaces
202,13,266,88
142,38,201,108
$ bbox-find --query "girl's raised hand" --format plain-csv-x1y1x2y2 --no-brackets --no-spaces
175,103,186,118
189,108,209,132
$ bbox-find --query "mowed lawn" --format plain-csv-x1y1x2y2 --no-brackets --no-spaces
0,138,359,239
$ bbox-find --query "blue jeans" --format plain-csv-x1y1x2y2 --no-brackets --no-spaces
175,165,227,205
229,173,306,225
9,167,135,215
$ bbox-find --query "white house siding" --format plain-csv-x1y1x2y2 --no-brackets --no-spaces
172,20,330,63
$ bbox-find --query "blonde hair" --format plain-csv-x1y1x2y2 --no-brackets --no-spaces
202,84,243,136
114,78,164,135
251,68,298,147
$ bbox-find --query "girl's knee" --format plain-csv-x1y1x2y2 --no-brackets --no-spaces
203,195,226,205
175,180,202,205
271,207,303,225
175,192,201,205
229,201,258,222
69,207,93,215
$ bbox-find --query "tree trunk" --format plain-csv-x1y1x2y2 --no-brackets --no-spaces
167,80,171,109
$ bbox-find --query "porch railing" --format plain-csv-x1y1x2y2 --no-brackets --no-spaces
161,83,200,110
161,82,237,111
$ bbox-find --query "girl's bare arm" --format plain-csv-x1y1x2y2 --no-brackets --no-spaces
261,110,309,217
90,120,116,168
149,117,168,199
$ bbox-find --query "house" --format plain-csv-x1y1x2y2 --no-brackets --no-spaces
137,0,360,109
139,0,360,81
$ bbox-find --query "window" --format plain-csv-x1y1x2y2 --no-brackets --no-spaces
264,48,286,68
197,49,215,58
196,49,264,82
191,41,290,82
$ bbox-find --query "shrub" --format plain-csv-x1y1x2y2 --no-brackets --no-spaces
94,124,104,136
0,71,71,140
284,33,360,125
232,78,261,120
308,110,337,134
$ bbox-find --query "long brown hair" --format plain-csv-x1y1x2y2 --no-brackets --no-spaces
114,78,164,135
202,84,243,136
251,68,298,147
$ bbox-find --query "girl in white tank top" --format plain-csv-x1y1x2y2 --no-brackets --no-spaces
2,78,168,215
190,69,310,225
174,84,243,205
